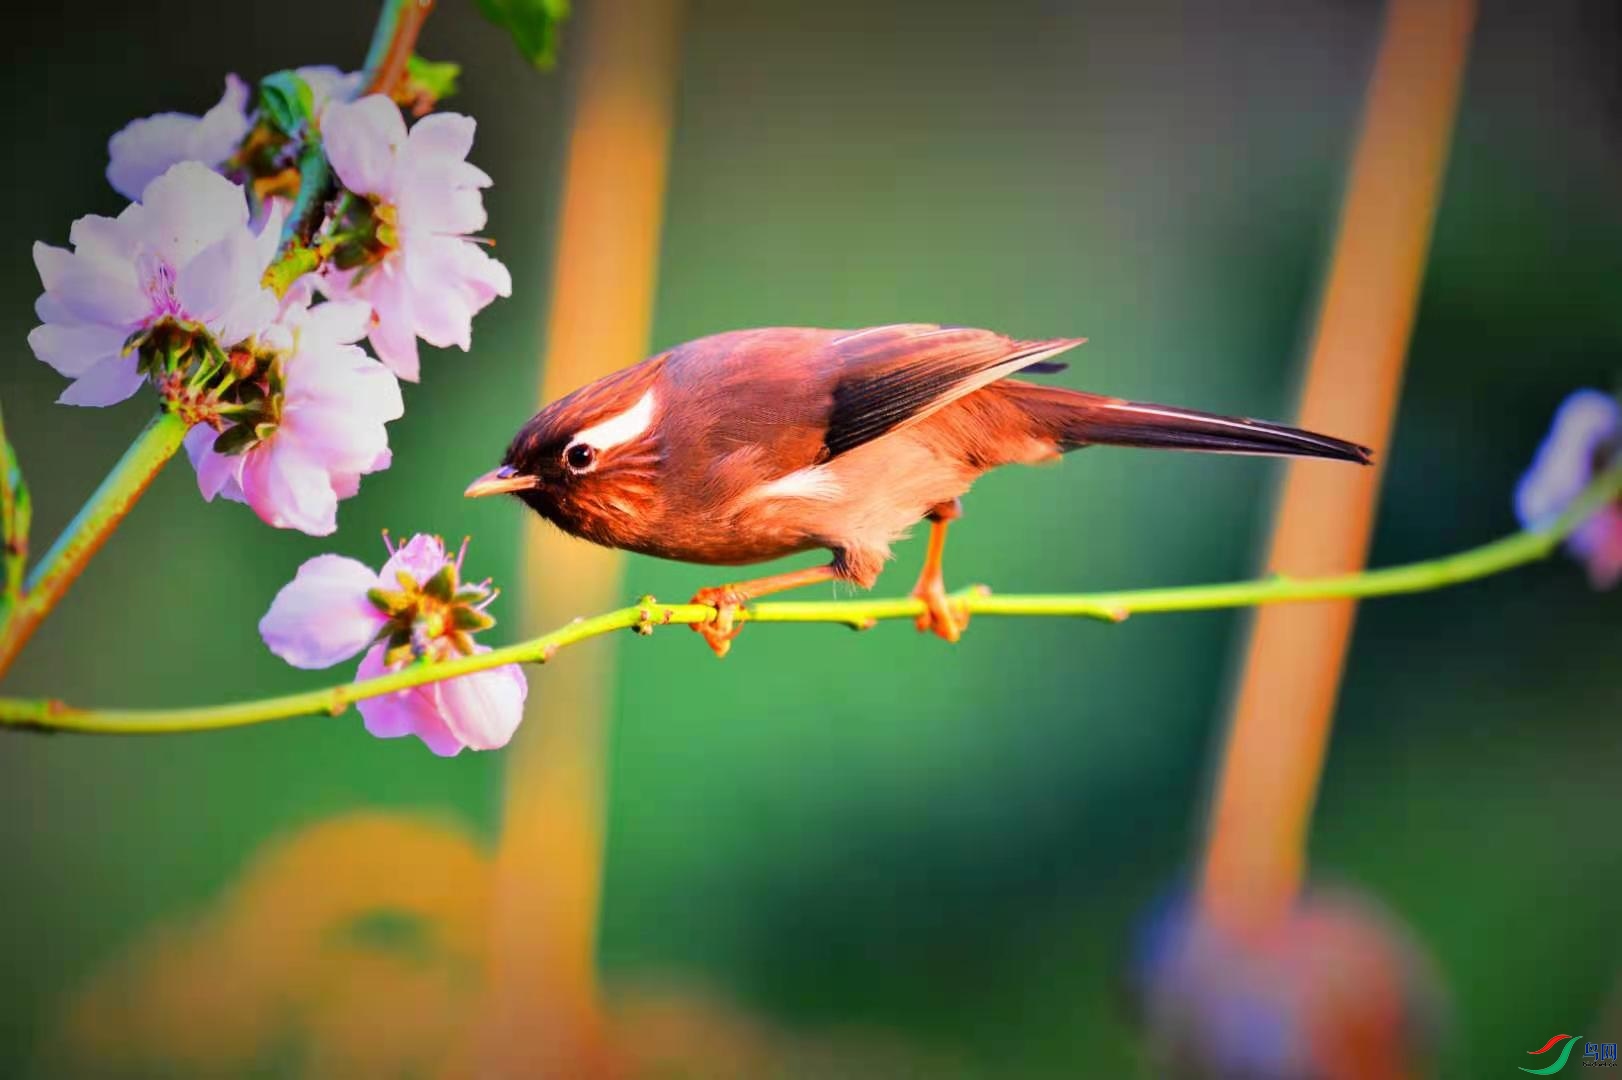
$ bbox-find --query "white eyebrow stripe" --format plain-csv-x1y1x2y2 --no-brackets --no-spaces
571,389,657,452
751,464,844,501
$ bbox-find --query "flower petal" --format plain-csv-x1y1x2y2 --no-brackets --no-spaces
403,246,481,351
27,320,125,378
183,423,245,501
405,111,476,162
301,298,373,346
397,167,488,236
57,354,144,407
254,198,288,274
32,242,74,292
214,288,280,352
239,435,341,536
69,211,141,261
137,162,250,266
355,645,467,756
1570,506,1622,591
280,399,393,475
448,238,513,302
323,96,407,198
360,265,422,380
175,228,262,334
35,293,71,325
381,534,450,586
50,257,149,327
260,554,386,669
191,74,253,161
1515,390,1621,527
105,76,250,201
106,115,200,202
433,657,528,751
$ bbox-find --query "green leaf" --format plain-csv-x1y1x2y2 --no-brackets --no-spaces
259,70,316,137
476,0,570,69
0,399,30,605
404,55,461,104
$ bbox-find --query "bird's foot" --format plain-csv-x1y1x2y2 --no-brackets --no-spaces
910,579,966,643
691,586,746,658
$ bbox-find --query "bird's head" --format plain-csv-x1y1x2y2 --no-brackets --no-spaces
464,362,664,545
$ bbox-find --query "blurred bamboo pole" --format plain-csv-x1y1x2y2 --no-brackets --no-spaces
1200,0,1475,943
478,3,685,1077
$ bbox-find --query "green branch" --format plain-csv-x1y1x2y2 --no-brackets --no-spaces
5,462,1616,737
0,399,30,611
0,411,189,679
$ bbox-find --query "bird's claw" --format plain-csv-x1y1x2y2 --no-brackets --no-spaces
911,581,966,643
691,586,745,658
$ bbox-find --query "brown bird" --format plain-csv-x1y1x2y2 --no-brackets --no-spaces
465,325,1371,656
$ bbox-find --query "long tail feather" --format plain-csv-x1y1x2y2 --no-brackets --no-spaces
1021,387,1373,465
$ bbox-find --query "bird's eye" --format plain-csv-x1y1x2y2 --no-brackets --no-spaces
564,443,596,473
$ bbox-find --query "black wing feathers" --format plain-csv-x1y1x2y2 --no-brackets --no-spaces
822,325,1081,458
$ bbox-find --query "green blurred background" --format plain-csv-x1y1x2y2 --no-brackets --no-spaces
2,0,1620,1076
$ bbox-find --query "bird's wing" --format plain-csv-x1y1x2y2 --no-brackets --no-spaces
821,324,1084,458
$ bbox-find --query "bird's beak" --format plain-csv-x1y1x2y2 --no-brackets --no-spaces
463,466,538,498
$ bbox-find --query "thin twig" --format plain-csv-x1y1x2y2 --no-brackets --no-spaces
3,461,1614,736
362,0,438,97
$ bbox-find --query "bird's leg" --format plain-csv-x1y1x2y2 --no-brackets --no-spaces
690,564,840,658
910,498,966,643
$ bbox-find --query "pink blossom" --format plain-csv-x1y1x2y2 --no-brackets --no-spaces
259,535,527,756
1515,389,1622,590
106,76,253,201
355,644,527,756
28,162,281,406
380,531,454,585
319,95,511,380
183,298,402,536
257,553,386,668
106,67,362,202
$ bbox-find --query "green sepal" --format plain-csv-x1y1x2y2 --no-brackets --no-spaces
330,241,373,272
367,587,415,617
122,327,152,356
451,606,495,633
194,337,232,386
211,423,259,457
453,584,492,606
476,0,570,70
259,70,317,137
384,639,417,668
423,563,458,602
